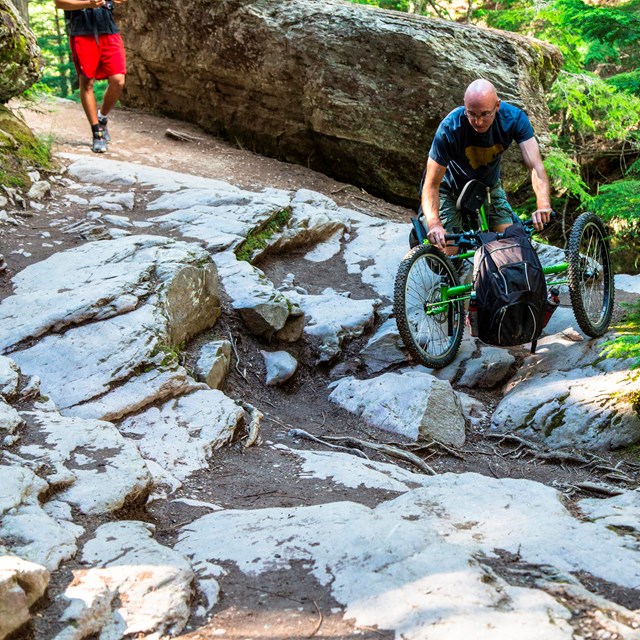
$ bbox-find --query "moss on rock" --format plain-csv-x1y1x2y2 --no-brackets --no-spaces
0,104,54,188
0,0,43,103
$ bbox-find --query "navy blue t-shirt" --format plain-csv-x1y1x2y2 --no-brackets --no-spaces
429,102,534,196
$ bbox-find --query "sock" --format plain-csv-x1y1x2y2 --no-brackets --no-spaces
91,123,102,137
98,109,108,122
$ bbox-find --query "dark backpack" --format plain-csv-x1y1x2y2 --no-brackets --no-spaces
473,224,547,349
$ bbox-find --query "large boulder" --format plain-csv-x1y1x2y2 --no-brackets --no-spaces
0,0,45,191
120,0,562,205
0,0,42,103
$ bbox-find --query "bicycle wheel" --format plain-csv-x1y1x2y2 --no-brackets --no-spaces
394,245,464,368
567,212,615,337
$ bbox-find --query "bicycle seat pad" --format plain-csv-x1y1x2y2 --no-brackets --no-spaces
456,180,489,214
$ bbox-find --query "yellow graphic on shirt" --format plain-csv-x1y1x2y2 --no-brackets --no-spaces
465,144,505,169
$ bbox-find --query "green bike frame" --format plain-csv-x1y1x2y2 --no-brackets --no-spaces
426,203,569,316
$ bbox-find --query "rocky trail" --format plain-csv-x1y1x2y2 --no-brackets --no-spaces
1,98,639,640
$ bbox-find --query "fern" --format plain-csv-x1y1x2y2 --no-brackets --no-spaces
591,179,640,226
607,70,640,97
550,72,640,143
543,147,592,206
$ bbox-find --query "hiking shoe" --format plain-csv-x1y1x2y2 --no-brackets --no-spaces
92,132,107,153
98,115,111,142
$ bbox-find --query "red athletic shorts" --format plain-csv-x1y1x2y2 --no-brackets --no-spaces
70,33,126,80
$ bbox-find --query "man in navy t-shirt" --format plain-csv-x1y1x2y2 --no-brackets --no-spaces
422,79,552,253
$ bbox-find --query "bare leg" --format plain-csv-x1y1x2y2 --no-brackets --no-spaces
79,76,98,126
99,74,125,117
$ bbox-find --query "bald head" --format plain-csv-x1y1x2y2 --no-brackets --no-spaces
463,79,500,133
464,79,498,103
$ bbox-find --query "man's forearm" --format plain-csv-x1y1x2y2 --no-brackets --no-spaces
531,164,552,211
422,185,442,228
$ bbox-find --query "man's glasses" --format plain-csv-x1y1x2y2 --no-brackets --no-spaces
464,108,497,121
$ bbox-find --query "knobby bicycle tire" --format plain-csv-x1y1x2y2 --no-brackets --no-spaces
566,212,615,337
393,245,464,369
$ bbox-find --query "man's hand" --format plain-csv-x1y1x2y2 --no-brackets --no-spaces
427,222,447,249
532,208,552,231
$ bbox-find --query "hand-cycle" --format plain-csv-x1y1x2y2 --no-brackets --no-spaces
393,180,615,369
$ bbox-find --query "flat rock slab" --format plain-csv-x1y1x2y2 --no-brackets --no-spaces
286,287,379,362
6,236,218,420
615,274,640,294
177,469,640,639
0,465,83,571
342,213,409,299
0,234,212,353
329,369,466,446
18,402,152,515
492,335,640,449
118,389,246,494
149,189,291,252
12,304,164,412
56,521,193,640
258,188,349,258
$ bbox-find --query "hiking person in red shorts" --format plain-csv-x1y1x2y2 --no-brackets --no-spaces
55,0,127,153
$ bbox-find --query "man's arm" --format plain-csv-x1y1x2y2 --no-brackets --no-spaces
519,137,552,231
421,157,448,249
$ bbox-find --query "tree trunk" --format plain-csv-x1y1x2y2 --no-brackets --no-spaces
12,0,28,21
54,7,73,96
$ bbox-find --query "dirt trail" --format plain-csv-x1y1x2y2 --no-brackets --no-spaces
6,98,640,639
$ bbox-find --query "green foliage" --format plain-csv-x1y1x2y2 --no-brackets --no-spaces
479,0,640,73
601,300,640,369
543,146,592,206
591,179,640,226
235,209,292,262
563,0,640,63
150,343,185,368
607,70,640,97
28,0,76,98
549,71,640,144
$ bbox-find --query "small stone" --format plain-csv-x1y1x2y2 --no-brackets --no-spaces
196,340,232,389
27,181,51,200
275,313,305,343
261,350,298,386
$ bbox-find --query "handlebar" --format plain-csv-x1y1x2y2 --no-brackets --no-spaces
443,211,557,249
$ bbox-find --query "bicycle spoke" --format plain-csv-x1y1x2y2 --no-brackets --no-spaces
394,245,464,368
